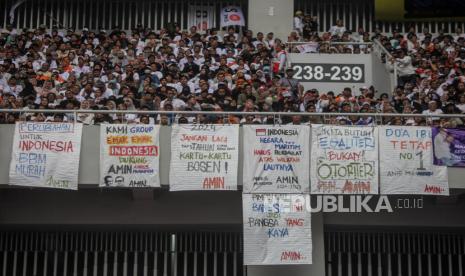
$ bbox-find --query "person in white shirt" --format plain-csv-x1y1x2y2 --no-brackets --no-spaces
160,88,186,110
389,49,416,86
72,57,91,77
2,77,23,97
422,100,443,123
454,27,465,39
328,20,346,37
293,11,304,36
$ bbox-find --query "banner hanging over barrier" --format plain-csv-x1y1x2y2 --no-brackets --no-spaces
380,126,449,195
311,125,379,194
100,124,160,188
243,194,312,265
9,122,82,190
243,125,310,194
432,127,465,167
170,124,239,191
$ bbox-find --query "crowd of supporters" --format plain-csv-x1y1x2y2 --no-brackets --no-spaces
291,10,372,54
373,26,465,127
0,16,464,126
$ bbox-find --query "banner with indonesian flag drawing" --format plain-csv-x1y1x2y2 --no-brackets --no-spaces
243,125,310,194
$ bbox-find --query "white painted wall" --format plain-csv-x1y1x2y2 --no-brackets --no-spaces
248,0,294,42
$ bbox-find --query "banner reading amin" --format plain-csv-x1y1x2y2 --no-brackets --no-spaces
169,124,239,191
243,125,310,193
380,126,449,195
243,194,312,265
100,124,160,188
310,125,379,194
9,122,83,190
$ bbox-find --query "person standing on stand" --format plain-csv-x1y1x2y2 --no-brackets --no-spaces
273,42,287,77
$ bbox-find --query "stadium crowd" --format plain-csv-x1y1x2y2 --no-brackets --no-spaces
0,13,464,126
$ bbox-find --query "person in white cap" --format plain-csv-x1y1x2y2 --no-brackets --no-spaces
294,11,304,36
422,100,443,123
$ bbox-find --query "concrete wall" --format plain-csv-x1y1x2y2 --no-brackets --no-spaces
288,53,374,95
248,0,294,42
371,51,396,96
287,52,397,98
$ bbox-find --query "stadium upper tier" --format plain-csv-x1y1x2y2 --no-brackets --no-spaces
0,23,465,127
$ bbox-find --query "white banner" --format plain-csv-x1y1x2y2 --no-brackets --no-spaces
169,124,239,191
220,6,245,27
9,122,82,190
311,125,379,194
188,5,216,32
100,124,160,188
379,126,449,195
243,125,310,193
243,194,312,265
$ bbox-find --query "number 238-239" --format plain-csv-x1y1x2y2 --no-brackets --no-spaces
292,65,363,82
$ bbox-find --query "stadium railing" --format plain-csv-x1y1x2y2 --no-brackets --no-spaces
0,109,461,124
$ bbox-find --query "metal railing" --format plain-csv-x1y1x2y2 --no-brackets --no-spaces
1,109,463,124
286,41,373,54
286,41,373,45
372,38,398,86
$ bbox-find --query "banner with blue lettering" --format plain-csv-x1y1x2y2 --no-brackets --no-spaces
310,125,379,194
9,122,83,190
243,194,312,265
100,124,160,188
243,125,310,194
169,124,239,191
380,126,449,195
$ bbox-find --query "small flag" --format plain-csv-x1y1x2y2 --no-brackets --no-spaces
256,129,266,136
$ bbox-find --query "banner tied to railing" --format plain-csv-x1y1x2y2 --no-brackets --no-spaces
380,126,449,195
311,125,379,194
169,124,239,191
243,125,310,194
100,124,160,188
9,122,82,190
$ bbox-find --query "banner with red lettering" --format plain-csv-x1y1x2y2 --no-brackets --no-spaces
243,125,310,193
310,125,379,194
9,122,83,190
169,124,239,191
243,194,312,265
100,124,160,188
379,126,449,195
